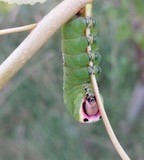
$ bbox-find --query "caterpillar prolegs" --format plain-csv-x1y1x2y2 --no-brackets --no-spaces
61,8,101,123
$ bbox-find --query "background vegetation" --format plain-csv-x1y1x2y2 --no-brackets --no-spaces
0,0,144,159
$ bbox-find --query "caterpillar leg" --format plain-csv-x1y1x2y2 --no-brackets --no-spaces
88,65,101,75
88,51,101,63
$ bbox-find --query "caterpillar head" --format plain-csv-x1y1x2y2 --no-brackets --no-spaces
79,96,101,123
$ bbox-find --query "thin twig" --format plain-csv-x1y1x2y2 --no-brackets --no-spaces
85,3,131,160
0,24,36,35
91,75,131,160
0,0,93,89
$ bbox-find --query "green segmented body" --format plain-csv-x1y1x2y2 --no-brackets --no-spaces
61,13,101,123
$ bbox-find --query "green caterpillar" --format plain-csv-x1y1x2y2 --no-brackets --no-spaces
61,10,101,123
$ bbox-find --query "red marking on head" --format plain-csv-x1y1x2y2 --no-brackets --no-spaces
79,97,101,123
83,100,98,116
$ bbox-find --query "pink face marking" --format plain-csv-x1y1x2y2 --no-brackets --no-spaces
83,100,99,116
79,97,102,123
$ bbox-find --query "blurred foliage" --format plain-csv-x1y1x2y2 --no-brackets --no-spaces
0,0,144,160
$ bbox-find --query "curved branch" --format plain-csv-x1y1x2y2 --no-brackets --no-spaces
91,74,131,160
0,24,36,35
86,4,130,160
0,0,93,89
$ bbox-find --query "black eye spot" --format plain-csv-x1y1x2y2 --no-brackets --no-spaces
87,97,95,103
99,116,102,119
84,118,89,122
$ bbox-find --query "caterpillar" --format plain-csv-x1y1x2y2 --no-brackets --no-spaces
61,8,102,123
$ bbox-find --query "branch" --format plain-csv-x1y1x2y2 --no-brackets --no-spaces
0,24,36,35
0,0,93,89
86,4,130,160
91,75,131,160
0,53,54,106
